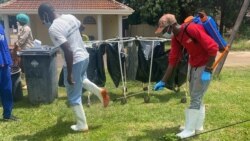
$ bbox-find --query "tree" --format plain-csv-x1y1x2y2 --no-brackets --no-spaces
119,0,244,34
119,0,179,25
214,0,250,76
214,0,244,34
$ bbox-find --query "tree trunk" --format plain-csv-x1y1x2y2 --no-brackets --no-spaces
214,0,250,77
219,7,225,35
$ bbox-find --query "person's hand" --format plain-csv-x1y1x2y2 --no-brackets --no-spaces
67,74,75,85
154,80,165,91
201,71,211,82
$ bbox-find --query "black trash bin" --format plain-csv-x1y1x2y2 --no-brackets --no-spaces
19,46,59,104
11,66,23,102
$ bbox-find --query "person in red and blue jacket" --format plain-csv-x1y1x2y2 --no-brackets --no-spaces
0,24,18,121
154,14,218,139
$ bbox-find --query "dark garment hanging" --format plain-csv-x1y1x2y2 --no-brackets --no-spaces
86,44,106,87
135,40,166,82
105,42,126,88
164,49,189,90
58,43,106,88
135,40,188,91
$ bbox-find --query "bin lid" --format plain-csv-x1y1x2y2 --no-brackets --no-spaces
18,46,59,56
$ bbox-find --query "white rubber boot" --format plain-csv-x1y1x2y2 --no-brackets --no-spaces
179,105,205,132
195,105,205,133
71,104,88,132
176,109,200,139
83,79,109,107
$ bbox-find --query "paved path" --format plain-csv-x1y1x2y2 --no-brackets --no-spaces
56,51,250,68
224,51,250,67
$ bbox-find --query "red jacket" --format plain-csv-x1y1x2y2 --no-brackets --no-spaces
169,22,218,67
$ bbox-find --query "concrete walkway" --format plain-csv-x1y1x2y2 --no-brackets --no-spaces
224,51,250,67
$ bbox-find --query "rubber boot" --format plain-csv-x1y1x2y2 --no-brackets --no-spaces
71,104,88,132
179,105,205,132
176,109,200,139
195,105,205,133
83,79,109,107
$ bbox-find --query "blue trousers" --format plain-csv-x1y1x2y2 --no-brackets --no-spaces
0,66,13,118
63,59,89,106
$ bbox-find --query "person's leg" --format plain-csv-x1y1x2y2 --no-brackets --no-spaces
189,66,210,110
64,61,88,131
82,58,109,107
177,66,210,139
0,66,14,119
82,79,109,107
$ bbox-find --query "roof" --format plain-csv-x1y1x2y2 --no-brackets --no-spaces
0,0,134,15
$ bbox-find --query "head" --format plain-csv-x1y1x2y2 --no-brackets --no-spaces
16,13,30,26
155,14,177,37
38,3,56,28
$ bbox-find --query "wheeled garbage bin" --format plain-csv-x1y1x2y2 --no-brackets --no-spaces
19,46,59,104
11,66,23,102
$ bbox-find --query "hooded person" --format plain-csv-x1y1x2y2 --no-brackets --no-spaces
38,3,110,132
154,13,218,139
15,13,34,50
13,13,34,89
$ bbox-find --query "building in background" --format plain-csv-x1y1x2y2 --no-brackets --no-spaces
0,0,134,46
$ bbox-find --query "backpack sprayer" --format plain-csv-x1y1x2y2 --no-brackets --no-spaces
185,12,229,70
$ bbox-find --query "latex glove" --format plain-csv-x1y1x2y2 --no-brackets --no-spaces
154,81,165,91
201,71,211,82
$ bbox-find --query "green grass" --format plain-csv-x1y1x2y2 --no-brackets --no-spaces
1,67,250,141
230,39,250,51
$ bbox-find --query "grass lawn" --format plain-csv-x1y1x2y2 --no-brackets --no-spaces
0,66,250,141
227,39,250,51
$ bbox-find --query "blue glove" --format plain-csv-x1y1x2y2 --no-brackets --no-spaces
154,81,165,91
201,71,211,82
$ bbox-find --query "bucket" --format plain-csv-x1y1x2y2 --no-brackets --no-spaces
11,66,23,102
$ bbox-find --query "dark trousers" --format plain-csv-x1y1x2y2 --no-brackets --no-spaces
0,66,13,118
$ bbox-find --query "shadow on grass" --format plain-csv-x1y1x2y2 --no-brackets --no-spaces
127,126,181,141
110,90,186,104
12,116,102,141
13,95,68,109
13,96,41,109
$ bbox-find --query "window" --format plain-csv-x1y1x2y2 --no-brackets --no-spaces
83,16,96,24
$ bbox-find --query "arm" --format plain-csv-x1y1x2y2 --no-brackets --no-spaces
15,26,30,48
161,64,174,83
162,37,182,82
154,37,182,91
60,42,74,85
204,56,215,73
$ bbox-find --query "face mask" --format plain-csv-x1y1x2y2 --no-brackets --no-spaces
16,22,22,32
16,22,20,26
162,25,172,39
43,20,52,28
43,13,52,28
163,32,172,39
